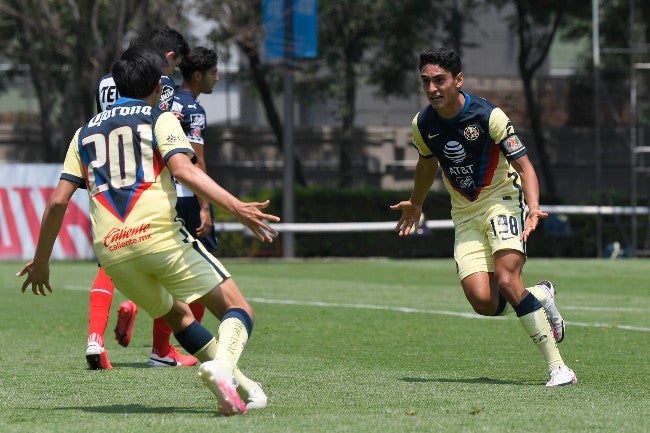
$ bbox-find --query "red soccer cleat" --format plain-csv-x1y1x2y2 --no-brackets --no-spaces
114,300,138,347
148,346,198,367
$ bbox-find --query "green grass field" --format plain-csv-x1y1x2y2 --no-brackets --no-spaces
1,258,649,433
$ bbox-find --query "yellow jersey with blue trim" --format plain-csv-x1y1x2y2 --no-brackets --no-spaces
411,91,527,222
60,97,196,267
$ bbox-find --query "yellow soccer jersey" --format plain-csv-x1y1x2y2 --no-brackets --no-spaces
412,91,527,222
61,98,196,267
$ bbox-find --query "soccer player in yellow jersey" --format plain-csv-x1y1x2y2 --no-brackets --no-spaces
391,47,577,386
18,45,280,415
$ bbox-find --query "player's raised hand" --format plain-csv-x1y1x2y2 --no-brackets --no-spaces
234,199,280,242
390,201,423,236
17,260,53,296
522,207,549,242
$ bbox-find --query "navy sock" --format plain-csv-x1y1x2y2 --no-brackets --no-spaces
494,294,508,316
174,320,214,355
223,308,253,336
513,292,543,317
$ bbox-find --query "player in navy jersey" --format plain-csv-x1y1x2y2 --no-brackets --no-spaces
391,47,577,386
19,45,278,415
171,46,220,254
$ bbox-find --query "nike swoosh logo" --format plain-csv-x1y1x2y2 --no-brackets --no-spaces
427,133,439,139
149,357,179,367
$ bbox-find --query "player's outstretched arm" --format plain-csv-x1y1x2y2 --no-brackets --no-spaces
167,153,280,242
511,155,548,241
390,155,437,236
17,179,78,295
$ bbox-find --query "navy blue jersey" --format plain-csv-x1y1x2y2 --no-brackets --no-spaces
171,88,206,145
96,74,176,113
412,91,527,220
171,88,207,198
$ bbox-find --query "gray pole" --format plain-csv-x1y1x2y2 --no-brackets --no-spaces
282,0,295,257
592,0,603,257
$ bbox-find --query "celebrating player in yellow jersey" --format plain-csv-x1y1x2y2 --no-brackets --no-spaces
391,47,577,387
18,45,280,415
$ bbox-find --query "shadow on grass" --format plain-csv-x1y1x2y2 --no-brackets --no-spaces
400,376,531,385
53,404,215,415
84,362,151,371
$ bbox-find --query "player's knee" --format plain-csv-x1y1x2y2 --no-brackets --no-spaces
468,297,495,316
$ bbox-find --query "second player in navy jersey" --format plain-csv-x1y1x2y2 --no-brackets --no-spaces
171,46,220,254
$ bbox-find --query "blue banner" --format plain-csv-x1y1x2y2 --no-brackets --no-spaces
263,0,318,60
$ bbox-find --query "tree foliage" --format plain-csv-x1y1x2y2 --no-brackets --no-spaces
0,0,184,161
317,0,453,186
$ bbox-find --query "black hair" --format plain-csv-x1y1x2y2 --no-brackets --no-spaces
179,46,218,81
418,47,462,76
137,25,190,60
111,45,166,98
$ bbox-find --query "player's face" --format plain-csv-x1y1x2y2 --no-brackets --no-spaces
420,64,463,118
199,66,219,94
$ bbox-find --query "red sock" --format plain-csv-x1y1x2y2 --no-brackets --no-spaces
152,317,173,357
87,267,114,347
189,302,205,323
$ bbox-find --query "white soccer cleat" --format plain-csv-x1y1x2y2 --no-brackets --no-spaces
85,342,112,370
537,280,565,343
239,382,268,410
546,365,577,387
198,360,247,416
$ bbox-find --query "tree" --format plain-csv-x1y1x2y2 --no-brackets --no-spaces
318,0,451,187
193,0,308,185
489,0,571,199
0,0,184,162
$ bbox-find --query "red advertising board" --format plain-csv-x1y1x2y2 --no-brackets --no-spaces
0,164,94,260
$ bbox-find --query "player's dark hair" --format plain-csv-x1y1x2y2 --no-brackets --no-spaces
111,45,166,99
179,46,218,81
139,25,189,60
419,47,462,77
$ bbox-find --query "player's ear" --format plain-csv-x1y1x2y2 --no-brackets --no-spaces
153,78,162,99
455,71,464,89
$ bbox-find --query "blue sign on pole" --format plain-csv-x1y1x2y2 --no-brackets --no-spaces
263,0,318,61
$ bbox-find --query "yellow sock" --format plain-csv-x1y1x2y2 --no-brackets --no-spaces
527,284,548,305
518,308,564,371
216,317,249,373
191,334,256,392
193,337,218,363
233,368,257,392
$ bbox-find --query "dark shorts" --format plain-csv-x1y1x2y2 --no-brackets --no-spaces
176,195,219,253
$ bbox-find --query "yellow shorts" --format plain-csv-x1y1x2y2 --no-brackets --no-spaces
104,240,231,318
454,202,526,281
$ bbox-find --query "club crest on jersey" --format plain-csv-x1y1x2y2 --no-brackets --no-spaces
463,124,480,141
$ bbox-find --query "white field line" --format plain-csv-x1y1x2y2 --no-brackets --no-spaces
248,297,650,333
58,284,650,333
